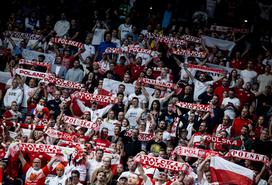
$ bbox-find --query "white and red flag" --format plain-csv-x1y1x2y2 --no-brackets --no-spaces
210,156,254,185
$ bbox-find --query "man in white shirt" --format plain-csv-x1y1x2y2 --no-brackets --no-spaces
118,17,133,40
79,36,95,63
240,61,257,85
4,78,23,108
257,64,272,92
128,85,147,109
221,89,240,120
87,149,104,182
54,13,70,37
125,97,143,128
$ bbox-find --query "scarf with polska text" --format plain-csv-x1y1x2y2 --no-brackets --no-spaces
63,115,100,131
19,59,51,70
72,91,117,104
187,64,225,75
51,37,84,49
171,48,207,58
135,154,190,172
138,78,176,89
176,102,211,112
45,128,77,142
4,31,42,40
124,130,154,141
15,68,82,89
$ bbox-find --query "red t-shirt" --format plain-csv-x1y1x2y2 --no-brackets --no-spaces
129,64,145,81
214,86,229,104
93,138,111,148
22,163,50,185
230,59,246,70
114,65,127,80
235,88,255,108
231,117,252,137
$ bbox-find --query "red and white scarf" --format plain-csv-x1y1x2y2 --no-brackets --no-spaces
135,154,189,172
72,91,117,104
188,64,225,75
171,49,207,58
4,31,42,40
19,59,51,70
45,128,77,142
124,131,154,141
176,102,211,112
51,37,84,49
204,135,242,147
138,78,176,89
226,150,270,165
180,35,202,43
19,143,62,154
63,115,100,131
173,146,220,159
146,33,187,46
104,46,159,57
16,68,82,89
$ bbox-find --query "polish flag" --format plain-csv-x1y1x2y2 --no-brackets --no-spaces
210,156,254,185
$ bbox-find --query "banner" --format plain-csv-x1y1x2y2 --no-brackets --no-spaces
45,128,77,142
22,49,56,64
15,68,82,89
4,31,42,40
63,115,100,131
188,64,225,75
135,154,189,172
204,135,242,147
210,25,249,34
171,49,207,58
227,150,269,165
176,102,211,112
51,37,84,49
201,36,236,51
102,78,156,96
124,131,154,141
139,78,175,89
19,59,51,70
72,91,117,104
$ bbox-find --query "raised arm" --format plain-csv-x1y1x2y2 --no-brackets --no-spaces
197,155,211,182
18,151,27,167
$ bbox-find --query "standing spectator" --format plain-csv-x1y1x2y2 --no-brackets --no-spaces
125,97,143,128
146,130,167,156
3,101,22,122
256,85,272,116
47,163,67,185
240,61,258,85
94,32,116,61
51,56,67,79
25,11,40,33
123,129,142,157
231,107,252,137
92,20,110,49
87,149,104,181
252,128,272,157
257,64,272,92
118,17,132,41
65,60,84,83
3,79,23,108
54,13,70,37
221,88,240,120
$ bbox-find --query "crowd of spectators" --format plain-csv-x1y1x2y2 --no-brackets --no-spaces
0,0,271,185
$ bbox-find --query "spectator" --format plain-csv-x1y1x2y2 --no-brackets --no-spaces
3,79,23,108
54,13,70,37
65,60,84,83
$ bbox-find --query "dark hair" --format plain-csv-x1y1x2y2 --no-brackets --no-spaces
71,170,80,177
117,92,124,97
151,100,161,111
96,148,104,153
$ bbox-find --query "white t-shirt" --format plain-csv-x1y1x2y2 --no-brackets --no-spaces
128,93,147,107
112,38,121,48
193,79,213,101
87,159,103,180
92,28,106,45
257,74,272,92
47,175,68,185
136,53,151,66
125,106,143,128
22,84,37,108
118,24,132,40
222,97,240,119
80,44,95,61
54,20,70,37
240,69,257,85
